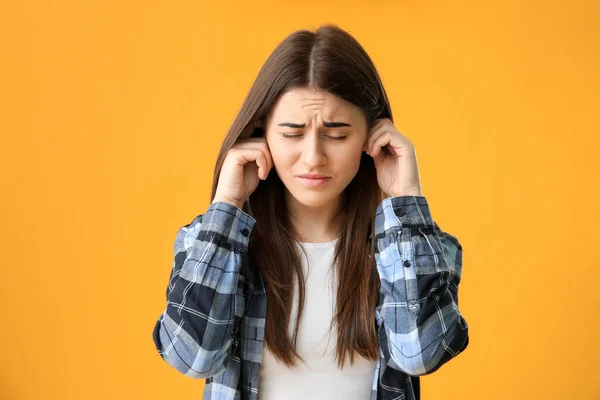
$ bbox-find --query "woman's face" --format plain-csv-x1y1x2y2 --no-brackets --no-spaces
265,87,368,208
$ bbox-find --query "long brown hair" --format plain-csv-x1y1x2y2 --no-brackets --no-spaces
209,24,394,369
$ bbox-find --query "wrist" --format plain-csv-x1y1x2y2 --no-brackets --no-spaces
212,196,243,209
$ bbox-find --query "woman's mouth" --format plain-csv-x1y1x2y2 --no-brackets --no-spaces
297,176,331,188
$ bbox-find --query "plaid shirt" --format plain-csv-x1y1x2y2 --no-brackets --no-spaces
153,196,469,400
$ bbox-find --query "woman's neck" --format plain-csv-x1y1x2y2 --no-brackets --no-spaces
285,191,344,243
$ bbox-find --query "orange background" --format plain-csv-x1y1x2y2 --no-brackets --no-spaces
1,0,599,399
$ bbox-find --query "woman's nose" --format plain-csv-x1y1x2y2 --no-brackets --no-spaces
300,133,327,166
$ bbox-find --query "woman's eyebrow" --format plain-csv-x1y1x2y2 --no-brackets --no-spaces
277,121,352,128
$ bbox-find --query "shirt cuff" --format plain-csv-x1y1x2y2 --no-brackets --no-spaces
374,196,435,236
201,201,257,248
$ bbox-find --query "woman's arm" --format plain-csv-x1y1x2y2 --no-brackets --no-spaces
374,195,469,377
152,201,255,378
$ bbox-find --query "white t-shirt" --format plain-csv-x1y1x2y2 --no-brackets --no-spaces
258,237,378,399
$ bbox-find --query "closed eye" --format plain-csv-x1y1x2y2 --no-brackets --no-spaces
281,133,348,141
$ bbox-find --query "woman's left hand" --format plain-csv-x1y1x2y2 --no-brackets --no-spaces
363,118,423,197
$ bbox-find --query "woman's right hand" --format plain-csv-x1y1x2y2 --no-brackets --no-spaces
212,124,273,209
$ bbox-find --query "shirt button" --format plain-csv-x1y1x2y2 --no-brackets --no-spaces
240,228,249,237
397,208,405,217
409,302,421,315
403,260,411,268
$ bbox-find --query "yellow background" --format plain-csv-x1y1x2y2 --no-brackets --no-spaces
1,0,598,398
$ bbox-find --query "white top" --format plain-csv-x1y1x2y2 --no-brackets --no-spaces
257,237,378,399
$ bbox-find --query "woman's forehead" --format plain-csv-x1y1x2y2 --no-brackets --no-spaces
270,88,360,121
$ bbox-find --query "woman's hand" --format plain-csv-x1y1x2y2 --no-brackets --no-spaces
363,118,423,197
213,121,273,208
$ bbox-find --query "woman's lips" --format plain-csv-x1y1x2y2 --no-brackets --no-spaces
297,176,331,188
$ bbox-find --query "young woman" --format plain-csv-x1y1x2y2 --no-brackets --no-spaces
153,24,469,400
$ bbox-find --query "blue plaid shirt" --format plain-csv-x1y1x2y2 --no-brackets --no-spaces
153,196,469,399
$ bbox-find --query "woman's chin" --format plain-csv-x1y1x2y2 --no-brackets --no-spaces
285,187,341,209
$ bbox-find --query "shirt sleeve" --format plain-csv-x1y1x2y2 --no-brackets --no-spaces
373,195,469,376
152,201,256,379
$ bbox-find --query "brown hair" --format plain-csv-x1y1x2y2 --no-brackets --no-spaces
209,24,394,369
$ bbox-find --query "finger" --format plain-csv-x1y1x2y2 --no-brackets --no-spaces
233,148,262,174
233,140,273,173
256,143,272,175
257,154,267,180
365,119,389,151
365,119,384,151
243,148,271,180
370,131,392,158
366,122,389,154
258,142,273,174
